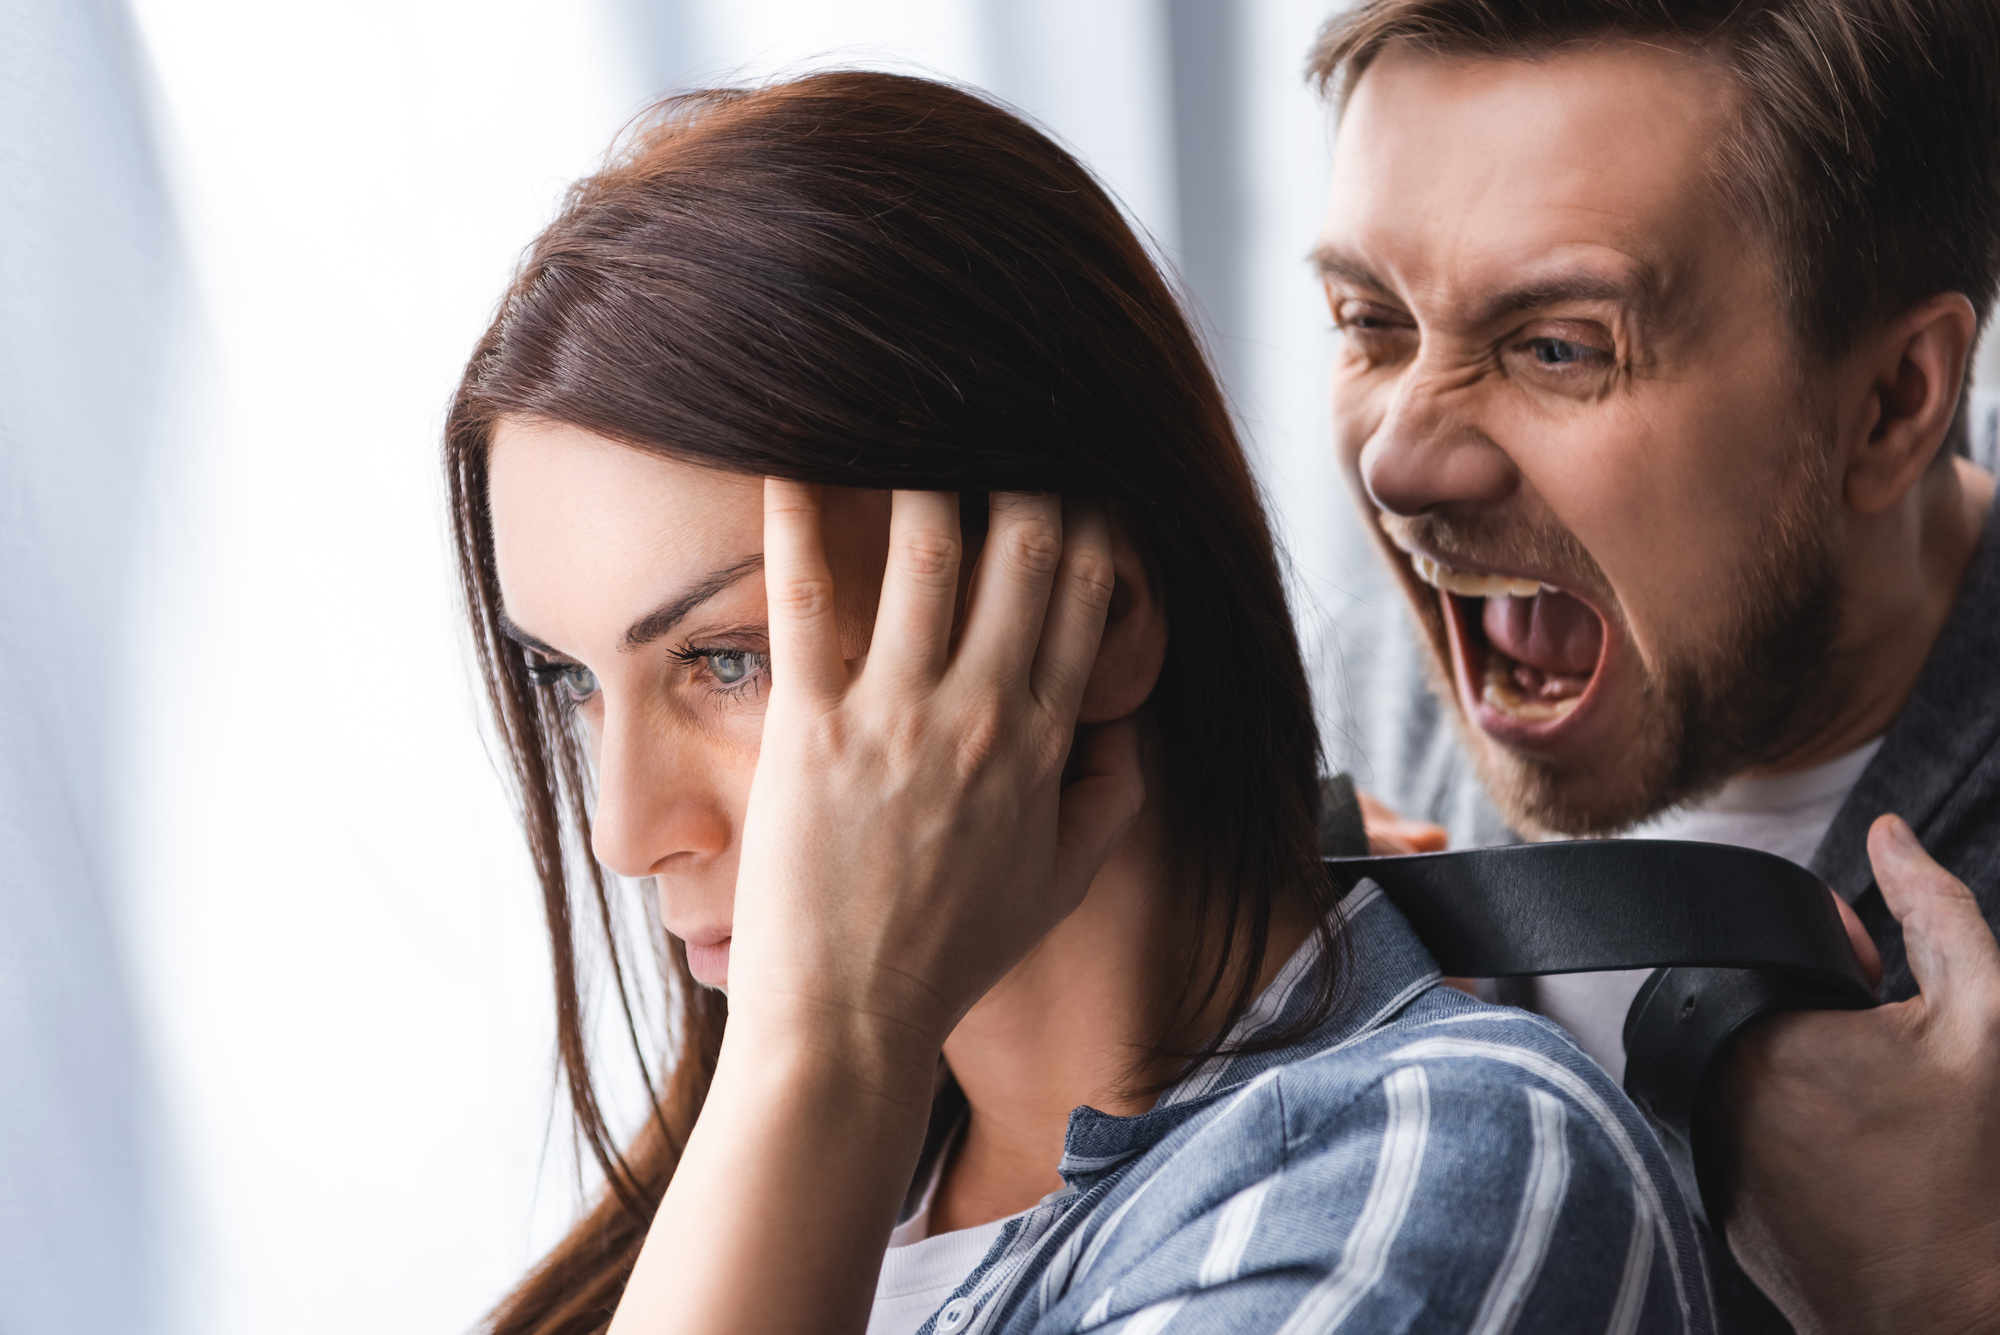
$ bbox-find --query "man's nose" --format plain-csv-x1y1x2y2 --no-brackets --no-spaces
1359,366,1517,517
589,704,730,880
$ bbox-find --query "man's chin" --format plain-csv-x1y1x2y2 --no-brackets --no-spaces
1457,727,1678,837
1403,580,1681,835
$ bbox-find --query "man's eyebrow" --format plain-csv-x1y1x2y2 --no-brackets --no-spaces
494,553,766,660
1311,245,1663,326
1472,270,1661,325
1309,245,1393,294
620,553,765,652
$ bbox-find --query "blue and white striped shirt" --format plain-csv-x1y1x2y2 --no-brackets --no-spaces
907,882,1715,1335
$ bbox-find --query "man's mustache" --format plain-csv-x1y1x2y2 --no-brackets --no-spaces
1377,510,1612,604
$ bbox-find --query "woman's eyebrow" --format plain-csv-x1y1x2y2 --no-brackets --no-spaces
494,554,766,659
620,553,765,652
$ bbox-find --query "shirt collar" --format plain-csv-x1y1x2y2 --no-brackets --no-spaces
1055,880,1443,1186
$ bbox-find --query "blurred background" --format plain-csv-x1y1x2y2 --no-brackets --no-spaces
5,3,1997,1334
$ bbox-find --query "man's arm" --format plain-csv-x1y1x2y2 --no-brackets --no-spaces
1709,814,2000,1334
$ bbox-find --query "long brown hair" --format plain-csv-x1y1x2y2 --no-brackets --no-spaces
445,71,1337,1335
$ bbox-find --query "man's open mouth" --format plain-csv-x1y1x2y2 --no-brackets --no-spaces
1401,546,1610,735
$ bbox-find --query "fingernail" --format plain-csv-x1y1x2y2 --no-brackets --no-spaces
1883,814,1919,853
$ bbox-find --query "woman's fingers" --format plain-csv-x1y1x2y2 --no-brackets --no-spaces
869,490,964,689
956,492,1065,692
762,479,847,702
1028,501,1116,716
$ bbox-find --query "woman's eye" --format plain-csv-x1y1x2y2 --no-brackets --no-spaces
526,659,600,705
560,664,598,700
704,650,768,687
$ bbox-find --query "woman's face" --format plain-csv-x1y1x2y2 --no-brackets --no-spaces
487,418,891,988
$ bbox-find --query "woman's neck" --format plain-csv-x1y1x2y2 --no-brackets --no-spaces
927,799,1312,1236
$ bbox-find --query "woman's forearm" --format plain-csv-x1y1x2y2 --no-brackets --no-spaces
605,485,1132,1333
609,1013,939,1335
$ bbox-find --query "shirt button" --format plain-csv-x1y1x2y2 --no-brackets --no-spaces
938,1297,975,1330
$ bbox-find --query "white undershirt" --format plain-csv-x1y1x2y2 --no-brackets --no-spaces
1532,737,1884,1081
867,1126,1019,1335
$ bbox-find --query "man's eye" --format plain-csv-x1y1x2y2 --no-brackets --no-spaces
705,650,768,686
1527,337,1601,366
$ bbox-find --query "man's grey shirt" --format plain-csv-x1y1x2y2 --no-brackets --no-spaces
905,887,1713,1334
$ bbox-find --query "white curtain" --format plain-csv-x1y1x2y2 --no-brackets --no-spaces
0,3,1376,1333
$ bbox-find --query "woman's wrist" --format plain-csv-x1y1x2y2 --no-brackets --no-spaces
609,984,945,1335
719,993,946,1121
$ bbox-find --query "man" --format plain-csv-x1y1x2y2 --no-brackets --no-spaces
1307,2,2000,1331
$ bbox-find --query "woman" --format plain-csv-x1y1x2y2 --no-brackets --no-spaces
447,72,1708,1334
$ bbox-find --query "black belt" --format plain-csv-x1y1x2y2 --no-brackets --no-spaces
1318,792,1875,1227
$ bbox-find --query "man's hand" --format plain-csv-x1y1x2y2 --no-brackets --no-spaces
1357,789,1448,855
1709,814,2000,1334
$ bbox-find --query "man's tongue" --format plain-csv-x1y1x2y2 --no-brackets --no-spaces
1481,590,1602,701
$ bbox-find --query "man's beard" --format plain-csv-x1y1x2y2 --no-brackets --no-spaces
1387,435,1847,837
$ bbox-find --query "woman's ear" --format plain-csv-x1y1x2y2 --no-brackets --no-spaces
1077,507,1167,723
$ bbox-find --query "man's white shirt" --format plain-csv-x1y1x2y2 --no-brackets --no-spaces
1532,737,1885,1080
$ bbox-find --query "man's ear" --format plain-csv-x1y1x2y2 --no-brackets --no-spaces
1841,291,1978,516
1077,506,1167,724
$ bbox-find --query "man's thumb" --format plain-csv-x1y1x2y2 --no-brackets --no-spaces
1867,813,2000,1005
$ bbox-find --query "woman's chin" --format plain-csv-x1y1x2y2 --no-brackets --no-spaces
686,940,731,990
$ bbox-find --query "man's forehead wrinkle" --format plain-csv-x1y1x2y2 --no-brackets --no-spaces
619,552,765,652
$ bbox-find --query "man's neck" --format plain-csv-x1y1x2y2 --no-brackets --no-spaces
1751,455,1993,777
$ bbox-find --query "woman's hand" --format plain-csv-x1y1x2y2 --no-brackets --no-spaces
725,484,1144,1055
609,485,1144,1335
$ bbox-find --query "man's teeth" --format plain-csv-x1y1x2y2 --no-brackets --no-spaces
1407,553,1549,599
1482,655,1580,722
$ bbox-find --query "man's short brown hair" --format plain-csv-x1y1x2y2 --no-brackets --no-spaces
1311,0,2000,371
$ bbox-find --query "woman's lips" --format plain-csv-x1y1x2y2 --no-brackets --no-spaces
683,936,731,989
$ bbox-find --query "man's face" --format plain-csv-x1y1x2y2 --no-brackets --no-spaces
1318,41,1846,835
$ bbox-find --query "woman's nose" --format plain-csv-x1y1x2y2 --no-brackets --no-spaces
1359,366,1518,518
588,704,731,879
